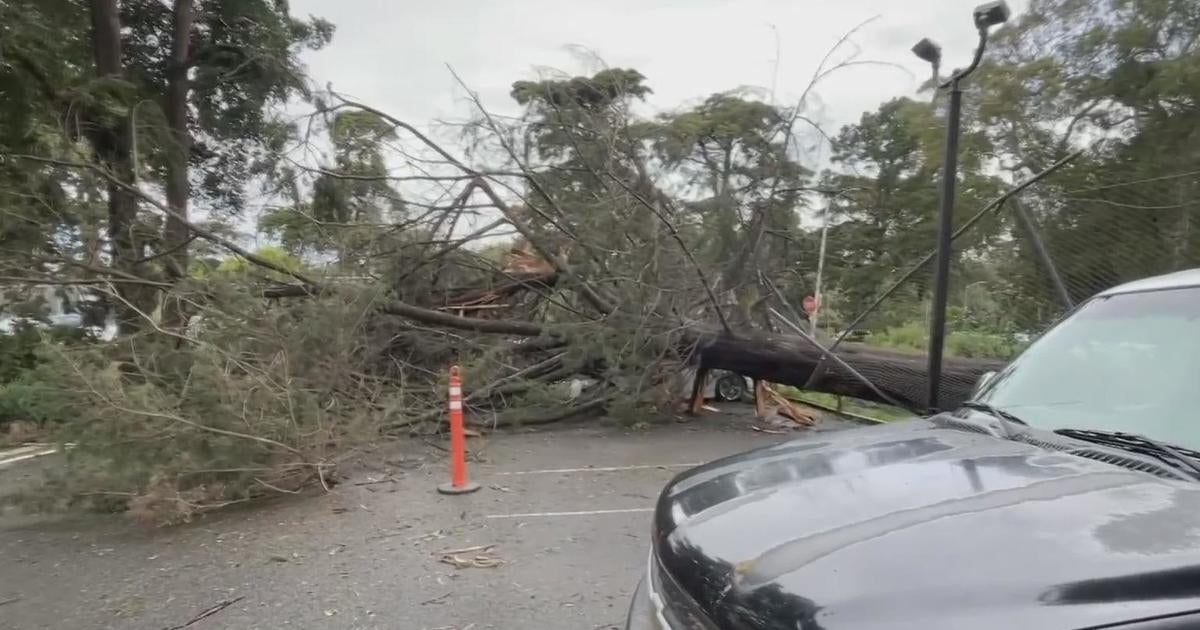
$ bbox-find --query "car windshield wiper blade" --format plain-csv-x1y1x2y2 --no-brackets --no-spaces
959,401,1028,437
1054,428,1200,479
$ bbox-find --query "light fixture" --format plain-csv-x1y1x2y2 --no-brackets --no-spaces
911,38,943,65
973,0,1012,30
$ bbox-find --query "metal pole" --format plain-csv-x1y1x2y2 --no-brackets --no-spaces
769,308,913,412
927,79,963,412
1009,197,1074,309
811,203,832,334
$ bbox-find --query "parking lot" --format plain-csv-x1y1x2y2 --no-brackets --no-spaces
0,408,857,630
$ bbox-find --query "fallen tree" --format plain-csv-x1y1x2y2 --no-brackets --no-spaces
688,328,1003,412
362,290,1003,416
0,56,1023,525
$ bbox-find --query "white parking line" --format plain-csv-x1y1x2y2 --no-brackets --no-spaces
493,463,700,476
0,445,43,458
485,507,654,519
0,446,58,468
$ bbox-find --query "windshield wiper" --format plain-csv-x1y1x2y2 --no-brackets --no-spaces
959,401,1028,437
1054,428,1200,480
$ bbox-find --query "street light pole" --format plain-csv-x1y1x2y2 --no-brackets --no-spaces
810,187,861,335
916,1,1010,412
926,69,966,413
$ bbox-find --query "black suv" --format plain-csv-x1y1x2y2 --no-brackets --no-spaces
628,270,1200,630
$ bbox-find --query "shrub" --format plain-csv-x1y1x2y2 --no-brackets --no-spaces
0,322,94,431
2,282,385,525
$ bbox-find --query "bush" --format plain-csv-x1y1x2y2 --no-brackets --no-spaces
0,322,42,384
2,282,386,525
868,322,927,353
0,323,93,431
947,330,1024,359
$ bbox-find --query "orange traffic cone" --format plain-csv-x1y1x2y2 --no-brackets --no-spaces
438,365,480,495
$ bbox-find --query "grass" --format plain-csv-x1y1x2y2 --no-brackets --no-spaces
866,322,1025,360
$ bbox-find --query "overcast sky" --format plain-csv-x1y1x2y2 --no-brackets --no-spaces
289,0,1029,143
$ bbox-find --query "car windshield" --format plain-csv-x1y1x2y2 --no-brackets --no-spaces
975,285,1200,450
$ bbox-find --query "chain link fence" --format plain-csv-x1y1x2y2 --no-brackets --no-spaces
806,157,1200,410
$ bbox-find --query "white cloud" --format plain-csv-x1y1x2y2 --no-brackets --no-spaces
279,1,1029,238
291,0,1029,134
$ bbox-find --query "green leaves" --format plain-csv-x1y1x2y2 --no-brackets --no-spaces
511,68,650,109
213,245,302,278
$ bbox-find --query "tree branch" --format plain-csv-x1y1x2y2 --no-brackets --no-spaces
378,300,545,337
5,153,322,289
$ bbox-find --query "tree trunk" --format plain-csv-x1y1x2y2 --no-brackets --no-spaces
687,328,1002,412
89,0,145,332
161,0,194,328
367,292,1002,413
163,0,193,278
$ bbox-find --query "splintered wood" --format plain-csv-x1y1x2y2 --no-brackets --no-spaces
686,368,817,430
501,245,556,276
436,246,559,318
758,382,818,427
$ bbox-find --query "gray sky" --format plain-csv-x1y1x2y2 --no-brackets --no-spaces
290,0,1029,141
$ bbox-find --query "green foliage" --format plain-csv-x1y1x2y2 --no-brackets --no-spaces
967,0,1200,328
259,110,405,269
511,68,651,110
4,283,381,525
0,324,76,430
649,92,810,288
867,321,1025,360
818,97,1005,320
310,111,403,224
214,245,302,277
0,358,77,429
3,0,1199,525
0,323,44,385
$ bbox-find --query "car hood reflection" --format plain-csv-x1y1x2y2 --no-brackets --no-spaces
653,419,1200,630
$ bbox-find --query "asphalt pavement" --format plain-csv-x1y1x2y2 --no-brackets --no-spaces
0,407,857,630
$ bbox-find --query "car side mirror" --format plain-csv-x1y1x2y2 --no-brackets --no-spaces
970,371,997,399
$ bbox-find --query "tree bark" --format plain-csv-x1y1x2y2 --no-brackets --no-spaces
159,0,194,330
89,0,145,331
687,328,1003,412
163,0,193,283
369,293,1001,412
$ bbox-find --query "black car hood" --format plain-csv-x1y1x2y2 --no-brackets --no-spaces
654,419,1200,630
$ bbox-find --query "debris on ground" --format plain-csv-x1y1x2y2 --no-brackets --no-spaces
411,529,449,543
420,592,452,606
753,384,820,427
438,544,504,569
162,596,244,630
